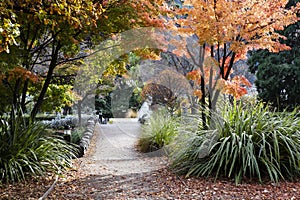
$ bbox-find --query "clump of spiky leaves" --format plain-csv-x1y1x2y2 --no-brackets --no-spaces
137,108,178,153
71,127,85,144
0,113,78,183
170,101,300,184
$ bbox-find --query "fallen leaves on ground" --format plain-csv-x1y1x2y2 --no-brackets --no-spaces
0,173,55,200
1,159,299,200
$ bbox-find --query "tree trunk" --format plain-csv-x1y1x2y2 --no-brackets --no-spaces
21,79,29,113
30,43,61,121
77,101,82,127
200,75,208,129
12,78,21,109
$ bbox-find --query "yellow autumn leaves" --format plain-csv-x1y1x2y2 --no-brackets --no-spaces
0,0,105,53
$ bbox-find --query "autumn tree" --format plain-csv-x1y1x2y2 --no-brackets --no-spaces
156,0,300,126
0,0,163,121
248,0,300,110
141,69,192,113
142,83,176,109
0,67,39,114
0,0,101,119
0,3,19,53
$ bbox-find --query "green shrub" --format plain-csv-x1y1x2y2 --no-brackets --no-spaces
71,127,85,144
170,102,300,184
137,108,178,153
0,114,78,183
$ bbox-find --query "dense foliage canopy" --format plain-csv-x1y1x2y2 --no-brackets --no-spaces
0,0,162,119
248,0,300,110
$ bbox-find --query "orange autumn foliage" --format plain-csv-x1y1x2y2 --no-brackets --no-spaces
217,75,252,99
187,67,252,99
1,67,39,84
155,0,300,102
186,69,201,85
170,0,300,55
193,89,203,99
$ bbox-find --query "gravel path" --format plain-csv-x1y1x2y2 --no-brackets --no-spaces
81,118,167,176
63,118,170,199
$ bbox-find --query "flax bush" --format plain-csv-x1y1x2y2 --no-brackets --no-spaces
0,113,78,183
170,102,300,184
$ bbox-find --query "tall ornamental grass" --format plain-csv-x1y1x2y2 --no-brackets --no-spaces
137,108,178,153
0,114,78,183
170,102,300,184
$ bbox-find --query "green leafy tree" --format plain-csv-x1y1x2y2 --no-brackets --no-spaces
248,0,300,110
28,83,75,113
0,0,158,120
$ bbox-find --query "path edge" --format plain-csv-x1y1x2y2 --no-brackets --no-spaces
78,117,98,157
